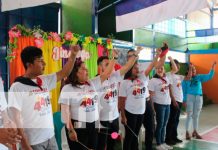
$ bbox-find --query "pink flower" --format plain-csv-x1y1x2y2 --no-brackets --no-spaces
50,32,61,42
9,51,16,57
64,31,73,41
48,36,52,40
8,30,21,38
34,38,44,48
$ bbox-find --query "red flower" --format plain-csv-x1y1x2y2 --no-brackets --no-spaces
36,77,43,87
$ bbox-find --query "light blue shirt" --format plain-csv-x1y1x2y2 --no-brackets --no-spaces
182,69,214,102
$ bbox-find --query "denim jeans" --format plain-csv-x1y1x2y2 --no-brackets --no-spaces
185,94,203,131
154,103,170,145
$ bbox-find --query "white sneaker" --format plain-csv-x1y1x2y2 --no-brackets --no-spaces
162,143,173,150
156,145,167,150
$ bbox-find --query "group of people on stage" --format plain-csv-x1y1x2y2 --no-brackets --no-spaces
0,43,216,150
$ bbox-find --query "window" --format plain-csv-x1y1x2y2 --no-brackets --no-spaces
154,18,186,37
138,47,153,61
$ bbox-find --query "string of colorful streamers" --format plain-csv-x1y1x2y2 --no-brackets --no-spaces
7,24,113,61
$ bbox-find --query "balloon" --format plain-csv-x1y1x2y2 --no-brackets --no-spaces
111,132,119,139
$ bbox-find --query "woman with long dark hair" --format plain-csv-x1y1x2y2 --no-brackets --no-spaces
118,49,161,150
59,51,118,150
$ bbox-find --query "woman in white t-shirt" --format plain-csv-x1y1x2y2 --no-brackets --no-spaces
119,62,150,150
148,57,177,150
59,56,117,150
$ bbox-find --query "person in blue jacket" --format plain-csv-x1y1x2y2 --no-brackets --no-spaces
183,61,216,140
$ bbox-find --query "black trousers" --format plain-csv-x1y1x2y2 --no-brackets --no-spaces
65,120,98,150
166,101,182,141
123,110,144,150
97,118,119,150
143,100,155,150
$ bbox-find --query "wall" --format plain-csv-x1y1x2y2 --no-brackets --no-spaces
62,0,93,35
190,54,218,104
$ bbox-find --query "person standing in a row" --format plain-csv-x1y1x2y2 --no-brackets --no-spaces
118,48,162,150
148,57,178,150
97,47,142,150
184,61,216,140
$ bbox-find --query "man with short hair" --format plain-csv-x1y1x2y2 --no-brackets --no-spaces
8,45,80,150
97,48,142,150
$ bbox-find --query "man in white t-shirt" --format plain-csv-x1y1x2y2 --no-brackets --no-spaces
8,45,80,150
97,47,142,150
0,77,22,150
165,59,184,145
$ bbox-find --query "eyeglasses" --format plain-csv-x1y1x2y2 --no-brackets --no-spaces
127,55,133,58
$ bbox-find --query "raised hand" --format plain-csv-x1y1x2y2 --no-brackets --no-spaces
135,46,143,56
168,56,173,60
69,45,80,57
212,61,217,70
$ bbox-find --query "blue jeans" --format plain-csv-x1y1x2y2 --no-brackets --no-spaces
185,94,203,131
154,103,170,145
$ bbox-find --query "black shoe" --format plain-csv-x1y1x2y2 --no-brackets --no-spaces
174,138,183,143
165,140,177,145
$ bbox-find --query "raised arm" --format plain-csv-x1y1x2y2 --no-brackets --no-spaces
144,48,161,76
99,49,118,83
119,46,143,76
56,45,80,82
199,61,216,82
168,56,178,74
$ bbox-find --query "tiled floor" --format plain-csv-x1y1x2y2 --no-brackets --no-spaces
117,104,218,150
173,104,218,150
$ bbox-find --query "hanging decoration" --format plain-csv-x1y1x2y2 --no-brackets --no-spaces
7,24,113,61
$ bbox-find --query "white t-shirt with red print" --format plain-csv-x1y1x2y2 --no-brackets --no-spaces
99,70,123,121
119,75,149,114
59,76,102,123
166,72,184,103
8,74,57,145
148,75,172,105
